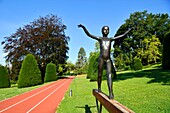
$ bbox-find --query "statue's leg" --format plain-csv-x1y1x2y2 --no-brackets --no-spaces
106,59,114,99
98,57,104,92
111,60,117,79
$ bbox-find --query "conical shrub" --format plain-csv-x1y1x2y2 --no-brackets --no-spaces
18,54,42,88
0,65,10,88
44,63,57,82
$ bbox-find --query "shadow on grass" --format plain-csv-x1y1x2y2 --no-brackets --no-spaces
75,104,96,113
115,66,170,85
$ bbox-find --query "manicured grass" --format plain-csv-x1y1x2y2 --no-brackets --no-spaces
57,65,170,113
57,75,102,113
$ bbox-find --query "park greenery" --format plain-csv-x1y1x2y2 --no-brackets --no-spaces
44,63,57,82
1,14,70,82
0,10,170,113
57,65,170,113
0,10,170,85
162,32,170,70
18,54,42,88
79,11,170,81
0,64,170,113
113,10,170,70
0,65,10,88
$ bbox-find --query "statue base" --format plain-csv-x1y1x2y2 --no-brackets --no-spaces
93,89,135,113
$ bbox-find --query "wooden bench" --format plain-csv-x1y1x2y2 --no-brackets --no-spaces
93,89,135,113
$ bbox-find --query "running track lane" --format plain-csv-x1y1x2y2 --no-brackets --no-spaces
0,76,75,113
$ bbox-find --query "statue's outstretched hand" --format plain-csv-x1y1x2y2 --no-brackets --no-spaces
78,24,84,28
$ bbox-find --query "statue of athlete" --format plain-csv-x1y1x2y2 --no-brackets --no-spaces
78,24,132,99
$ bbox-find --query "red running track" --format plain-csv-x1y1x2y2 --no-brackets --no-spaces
0,76,74,113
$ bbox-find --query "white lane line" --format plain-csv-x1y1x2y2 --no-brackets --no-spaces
26,79,70,113
0,80,60,103
0,80,63,113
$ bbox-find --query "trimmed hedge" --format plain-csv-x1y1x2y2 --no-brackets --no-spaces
44,63,57,82
18,54,42,88
87,53,99,81
162,32,170,70
133,58,143,71
87,53,108,81
0,65,10,88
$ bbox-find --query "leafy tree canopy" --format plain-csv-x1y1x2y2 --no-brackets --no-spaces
2,14,70,79
113,10,170,70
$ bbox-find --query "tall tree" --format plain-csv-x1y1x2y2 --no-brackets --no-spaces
1,14,70,81
75,47,87,69
75,47,87,74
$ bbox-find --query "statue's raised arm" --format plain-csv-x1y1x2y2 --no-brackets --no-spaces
78,24,99,41
111,28,133,41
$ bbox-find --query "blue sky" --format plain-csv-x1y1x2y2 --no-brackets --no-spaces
0,0,170,65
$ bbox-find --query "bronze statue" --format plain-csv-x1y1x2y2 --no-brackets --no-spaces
78,24,132,99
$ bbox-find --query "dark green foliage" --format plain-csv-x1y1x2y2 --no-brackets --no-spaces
0,65,10,88
162,32,170,70
114,10,170,69
87,53,99,80
87,53,107,81
133,58,143,71
18,54,42,88
44,63,57,82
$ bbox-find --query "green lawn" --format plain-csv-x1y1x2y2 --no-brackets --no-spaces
57,65,170,113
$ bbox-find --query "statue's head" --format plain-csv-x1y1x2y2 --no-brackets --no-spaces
102,26,109,37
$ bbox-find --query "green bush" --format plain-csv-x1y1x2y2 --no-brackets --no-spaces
18,54,42,88
87,53,108,81
88,53,99,81
0,65,10,88
162,32,170,70
44,63,57,82
133,58,143,71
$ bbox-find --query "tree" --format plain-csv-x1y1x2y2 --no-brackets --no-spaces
1,14,70,81
65,61,75,72
136,35,161,64
18,54,42,88
75,47,87,74
113,10,170,69
44,63,57,82
0,65,10,88
162,32,170,70
57,64,63,76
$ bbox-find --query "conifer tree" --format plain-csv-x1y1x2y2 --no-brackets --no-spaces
44,63,57,82
18,54,42,88
0,65,10,88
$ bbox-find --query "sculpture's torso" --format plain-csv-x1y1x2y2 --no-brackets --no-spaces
99,37,112,60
